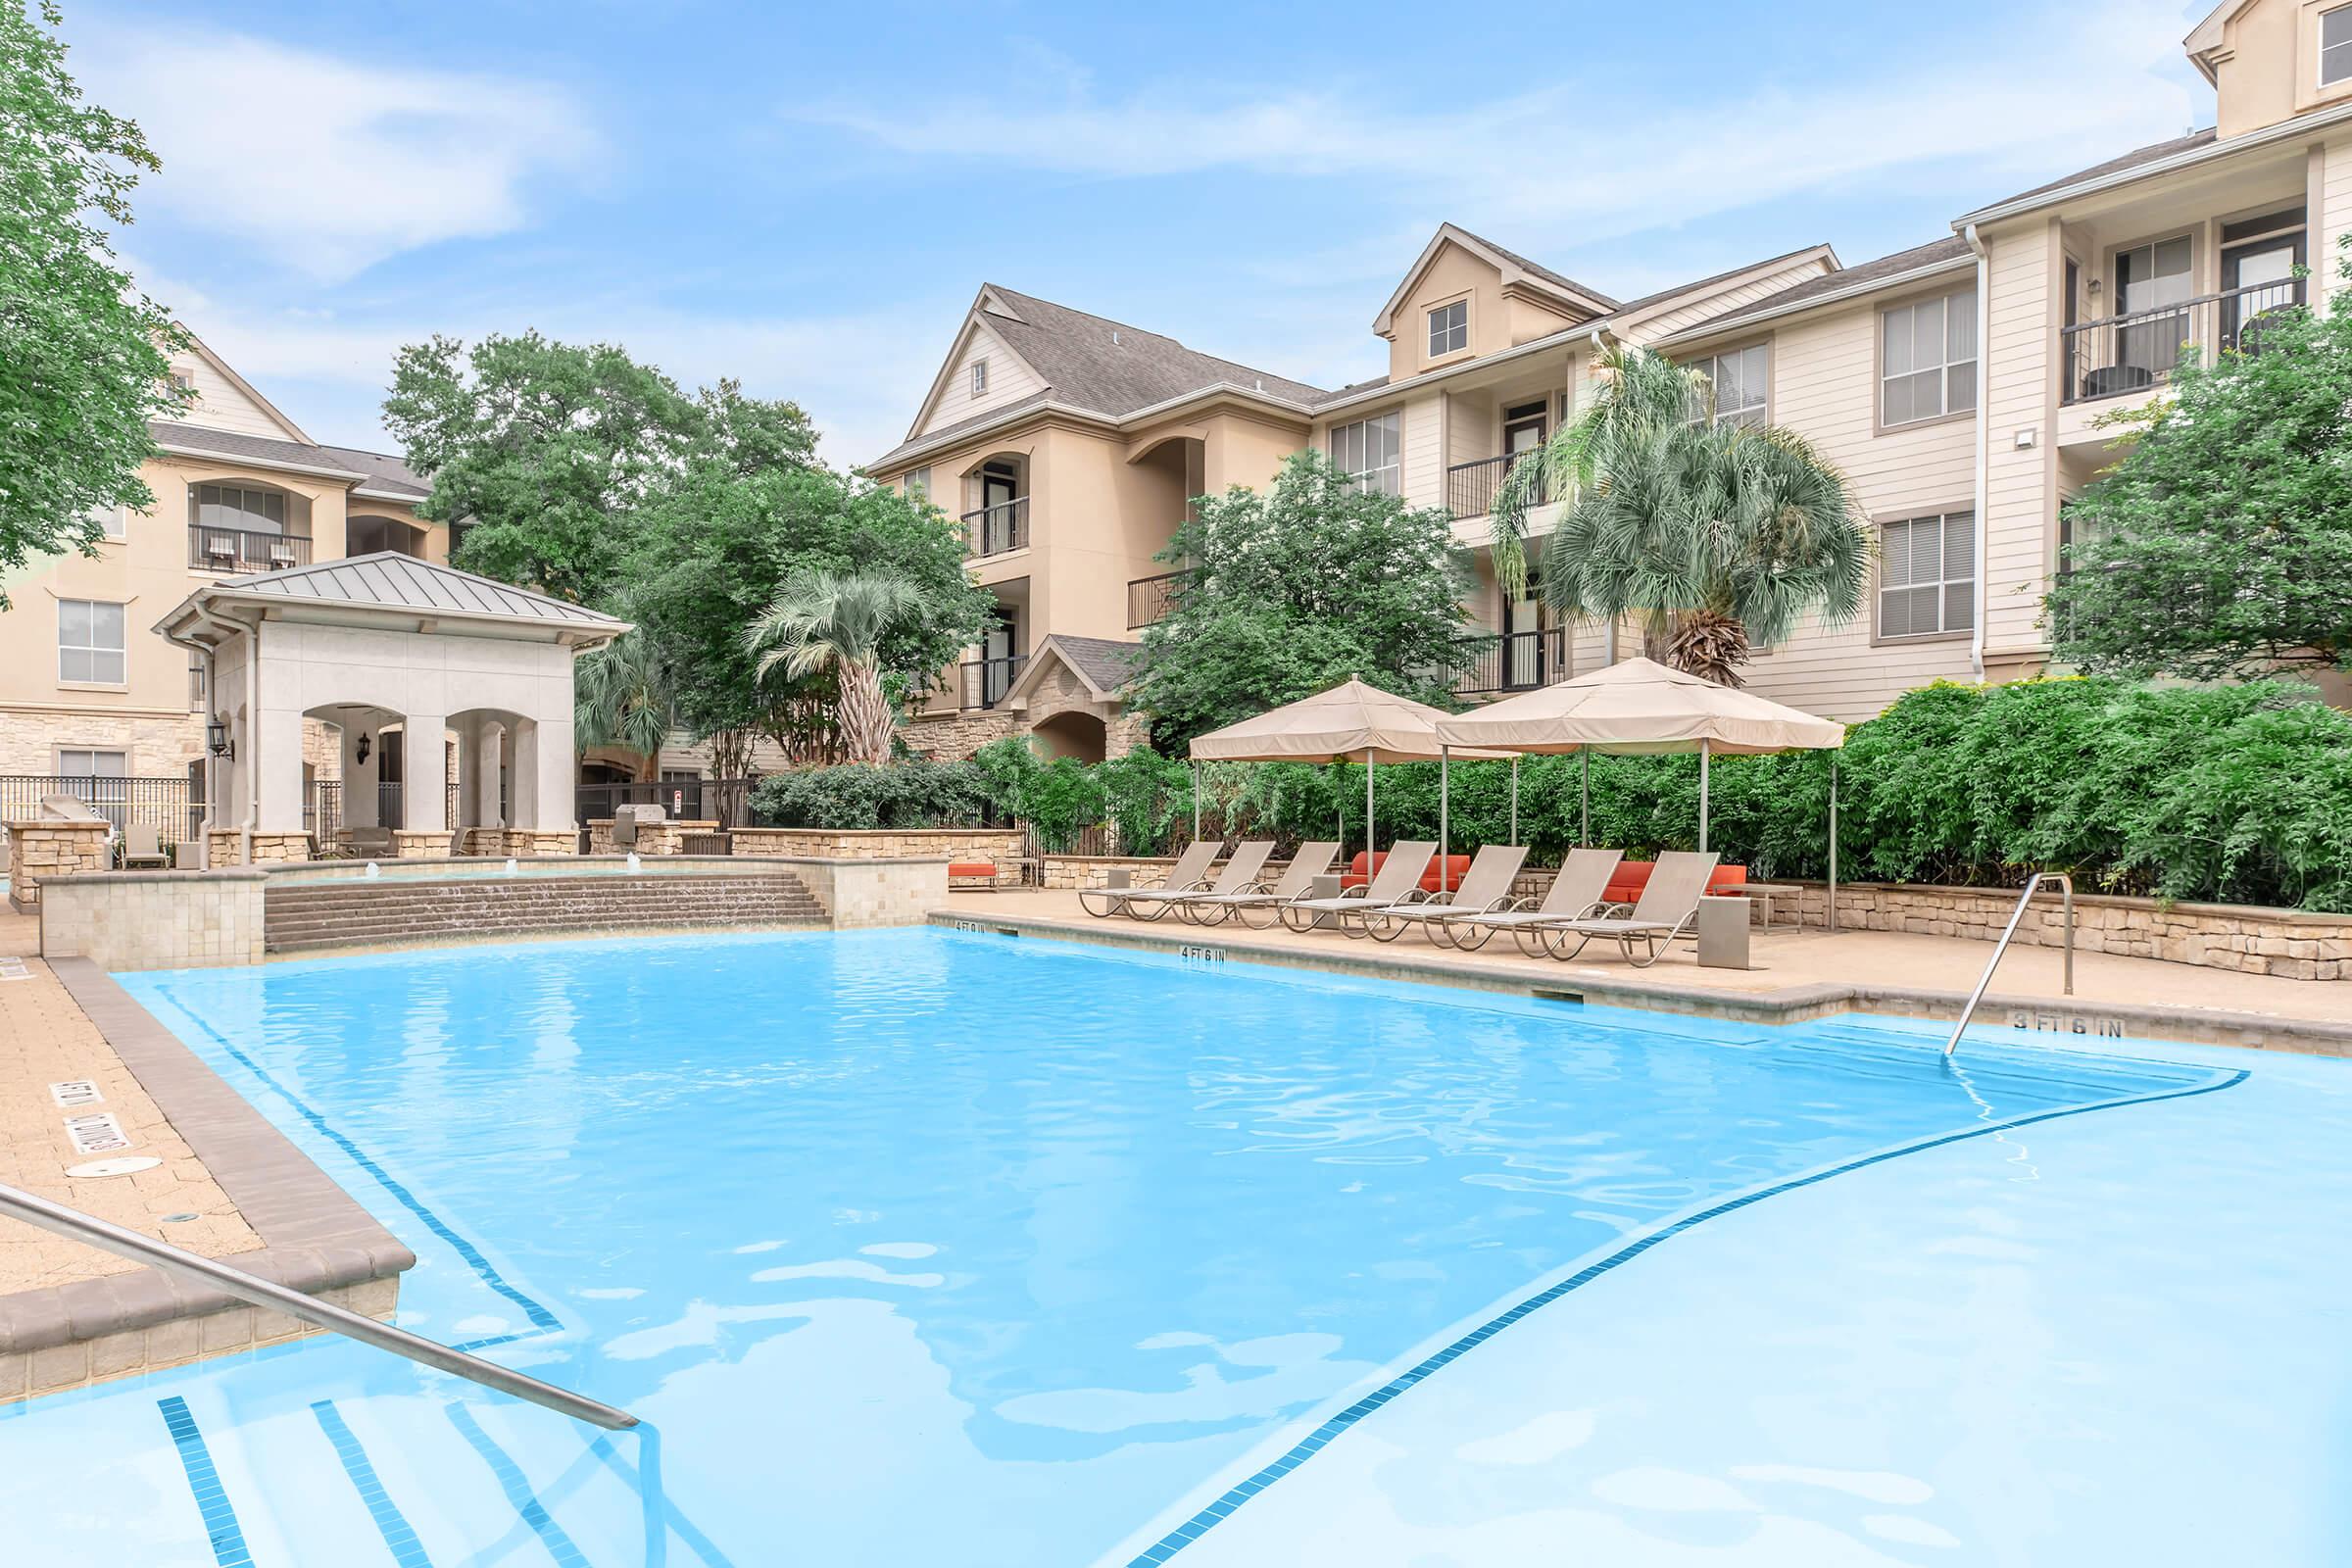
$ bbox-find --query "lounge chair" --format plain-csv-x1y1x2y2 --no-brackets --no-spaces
1278,841,1437,935
1439,848,1625,956
1358,844,1531,945
1542,851,1721,966
1156,841,1277,923
1184,841,1341,929
1077,840,1221,920
120,823,170,870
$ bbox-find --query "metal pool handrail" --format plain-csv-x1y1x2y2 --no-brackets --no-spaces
1944,871,2074,1058
0,1181,635,1430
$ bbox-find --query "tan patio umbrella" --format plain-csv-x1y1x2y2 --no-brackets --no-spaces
1434,658,1848,921
1189,676,1505,886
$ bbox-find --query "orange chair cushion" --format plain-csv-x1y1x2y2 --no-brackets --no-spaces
1341,851,1471,894
1601,860,1746,906
947,861,997,878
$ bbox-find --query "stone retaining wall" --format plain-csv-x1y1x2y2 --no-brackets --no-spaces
1037,854,1185,891
38,870,267,969
3,819,111,910
583,818,721,856
734,827,1025,882
204,830,311,867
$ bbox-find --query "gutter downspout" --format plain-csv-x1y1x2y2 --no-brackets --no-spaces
1962,221,1991,683
162,606,236,870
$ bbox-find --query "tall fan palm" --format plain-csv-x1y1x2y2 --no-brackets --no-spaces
1491,344,1870,685
573,627,676,782
744,568,923,764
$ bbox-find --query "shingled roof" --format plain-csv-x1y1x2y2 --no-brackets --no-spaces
1970,128,2218,216
152,422,429,498
1668,236,1974,339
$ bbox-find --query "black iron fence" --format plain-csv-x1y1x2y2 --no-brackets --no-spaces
2061,276,2305,405
188,525,313,573
1127,570,1184,629
1454,627,1570,697
961,655,1027,710
0,774,199,849
961,496,1029,558
1446,452,1548,520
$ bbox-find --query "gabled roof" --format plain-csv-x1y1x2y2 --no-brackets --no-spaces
874,287,1327,470
151,422,429,498
157,553,627,644
1965,129,2218,220
175,327,313,444
1662,236,1974,343
1371,223,1618,337
1004,633,1145,705
1607,243,1839,323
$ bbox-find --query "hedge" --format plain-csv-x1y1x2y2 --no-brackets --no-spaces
750,678,2352,910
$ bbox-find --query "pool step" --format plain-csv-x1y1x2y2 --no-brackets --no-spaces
264,871,829,954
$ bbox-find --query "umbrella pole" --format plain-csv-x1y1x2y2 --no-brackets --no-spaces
1439,746,1449,893
1510,757,1519,846
1580,752,1590,848
1829,758,1839,934
1191,761,1200,845
1365,749,1376,866
1698,739,1711,855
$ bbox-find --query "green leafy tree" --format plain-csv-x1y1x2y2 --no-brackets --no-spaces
1492,344,1870,684
627,464,989,766
382,331,713,603
746,568,948,764
572,625,677,783
2047,251,2352,679
1134,450,1474,747
0,2,187,601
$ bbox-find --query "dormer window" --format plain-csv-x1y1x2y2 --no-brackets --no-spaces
971,359,989,397
1428,299,1468,358
2325,6,2352,84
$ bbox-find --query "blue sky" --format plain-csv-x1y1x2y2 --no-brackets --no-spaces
65,1,2214,466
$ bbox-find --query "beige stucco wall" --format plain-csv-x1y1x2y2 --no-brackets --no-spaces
1385,241,1579,383
2210,0,2352,137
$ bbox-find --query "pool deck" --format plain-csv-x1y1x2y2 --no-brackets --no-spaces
934,890,2352,1055
0,907,412,1401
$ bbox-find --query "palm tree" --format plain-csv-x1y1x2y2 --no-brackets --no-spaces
574,627,676,781
1491,344,1870,685
744,568,923,764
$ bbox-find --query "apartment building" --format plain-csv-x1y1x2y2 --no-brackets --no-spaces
0,330,443,821
869,0,2349,755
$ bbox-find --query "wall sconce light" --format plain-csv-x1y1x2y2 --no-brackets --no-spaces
206,719,233,760
357,733,372,765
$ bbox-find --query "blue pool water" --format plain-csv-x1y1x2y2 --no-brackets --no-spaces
0,929,2339,1565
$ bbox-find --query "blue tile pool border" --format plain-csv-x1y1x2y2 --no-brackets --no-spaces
447,1401,593,1568
158,1396,256,1568
312,1399,437,1568
171,1008,563,1348
1125,1063,2251,1565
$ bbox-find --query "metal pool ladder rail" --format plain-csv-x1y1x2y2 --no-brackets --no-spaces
0,1181,636,1430
1944,871,2075,1058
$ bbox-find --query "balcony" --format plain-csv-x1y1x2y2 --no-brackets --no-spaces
960,653,1027,710
962,496,1029,558
1454,627,1569,698
2061,276,2305,405
1446,452,1549,521
189,525,312,573
1127,570,1183,629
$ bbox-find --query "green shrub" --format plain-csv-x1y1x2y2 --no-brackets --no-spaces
749,759,997,830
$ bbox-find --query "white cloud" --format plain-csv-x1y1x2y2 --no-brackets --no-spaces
77,24,594,282
801,3,2200,250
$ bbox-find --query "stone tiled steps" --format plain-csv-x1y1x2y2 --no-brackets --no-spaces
263,872,829,954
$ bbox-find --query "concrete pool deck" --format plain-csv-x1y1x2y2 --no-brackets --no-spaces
935,890,2352,1055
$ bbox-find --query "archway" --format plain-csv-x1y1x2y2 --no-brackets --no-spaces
1032,710,1107,763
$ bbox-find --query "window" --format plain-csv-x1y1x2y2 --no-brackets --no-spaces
193,482,288,535
1687,345,1770,428
58,600,126,684
57,749,127,780
169,368,194,393
1428,299,1468,358
89,503,126,541
1878,511,1975,639
1881,288,1979,426
903,466,931,501
1329,411,1402,495
2325,5,2352,83
971,359,989,397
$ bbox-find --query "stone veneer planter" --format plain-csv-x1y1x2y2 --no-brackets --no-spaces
3,818,111,910
732,827,1026,884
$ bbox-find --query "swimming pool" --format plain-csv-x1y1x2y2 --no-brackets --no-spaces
3,929,2346,1564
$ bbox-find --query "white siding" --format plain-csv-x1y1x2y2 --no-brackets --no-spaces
2321,135,2352,301
1399,393,1445,511
917,321,1045,438
1626,259,1835,342
162,355,301,440
1979,220,2057,657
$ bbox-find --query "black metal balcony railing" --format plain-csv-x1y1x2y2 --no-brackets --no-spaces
1446,452,1549,521
962,496,1029,558
189,525,313,573
2061,276,2305,405
960,653,1028,710
1127,570,1184,629
1454,627,1570,697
